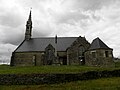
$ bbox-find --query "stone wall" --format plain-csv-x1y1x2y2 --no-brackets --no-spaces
85,49,114,67
11,52,44,66
11,51,68,66
67,36,90,65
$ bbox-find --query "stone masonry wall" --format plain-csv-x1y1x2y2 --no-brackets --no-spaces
67,36,90,65
12,52,44,66
85,49,114,67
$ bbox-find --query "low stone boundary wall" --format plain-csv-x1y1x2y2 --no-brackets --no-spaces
0,69,120,85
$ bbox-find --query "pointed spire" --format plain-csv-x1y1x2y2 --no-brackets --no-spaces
28,8,32,21
25,8,32,40
55,34,57,44
55,34,58,64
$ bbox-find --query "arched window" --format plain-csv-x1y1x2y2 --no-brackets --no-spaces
45,44,55,65
32,55,36,66
78,45,85,56
48,49,52,60
78,45,85,65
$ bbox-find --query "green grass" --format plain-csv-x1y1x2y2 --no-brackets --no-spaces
0,77,120,90
0,62,119,74
0,65,120,74
0,63,120,89
115,62,120,68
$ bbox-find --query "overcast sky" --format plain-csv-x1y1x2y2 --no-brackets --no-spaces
0,0,120,64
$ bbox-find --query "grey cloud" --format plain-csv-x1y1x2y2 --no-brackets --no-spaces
2,35,23,45
0,11,24,28
53,11,89,24
54,11,102,26
33,25,53,37
33,30,50,37
0,5,25,45
0,52,10,56
0,15,22,28
46,0,110,26
18,0,44,9
0,43,16,64
19,0,114,11
74,0,115,10
1,26,25,45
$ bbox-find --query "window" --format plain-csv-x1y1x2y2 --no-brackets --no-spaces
109,51,113,57
78,45,85,65
105,51,109,57
99,52,104,57
32,55,36,66
48,49,52,60
91,51,96,58
27,26,29,29
92,52,96,58
78,45,85,56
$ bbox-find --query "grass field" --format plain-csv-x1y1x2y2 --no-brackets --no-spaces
0,64,119,74
115,61,120,67
0,77,120,90
0,62,120,89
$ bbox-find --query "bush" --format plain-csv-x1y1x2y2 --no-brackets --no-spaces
0,69,120,85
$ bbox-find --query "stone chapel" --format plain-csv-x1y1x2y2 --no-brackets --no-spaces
10,11,114,67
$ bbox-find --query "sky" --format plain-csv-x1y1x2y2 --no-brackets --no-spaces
0,0,120,64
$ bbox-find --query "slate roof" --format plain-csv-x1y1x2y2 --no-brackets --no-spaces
15,37,77,52
89,37,112,50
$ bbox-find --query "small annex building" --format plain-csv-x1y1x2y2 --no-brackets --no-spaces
10,11,114,67
85,38,114,67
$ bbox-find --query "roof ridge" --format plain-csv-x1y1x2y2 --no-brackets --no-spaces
32,37,78,39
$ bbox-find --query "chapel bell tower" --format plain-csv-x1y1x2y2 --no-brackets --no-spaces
25,10,32,40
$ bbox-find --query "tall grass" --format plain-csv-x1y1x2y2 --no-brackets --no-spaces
0,65,119,74
0,77,120,90
115,62,120,68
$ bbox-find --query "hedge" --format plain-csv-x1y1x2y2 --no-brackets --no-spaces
0,69,120,85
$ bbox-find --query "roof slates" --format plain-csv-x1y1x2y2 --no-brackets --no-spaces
15,37,77,52
89,37,112,50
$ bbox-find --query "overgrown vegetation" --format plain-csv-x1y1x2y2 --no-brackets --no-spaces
0,62,120,89
115,62,120,68
0,64,120,74
0,77,120,90
0,62,119,74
